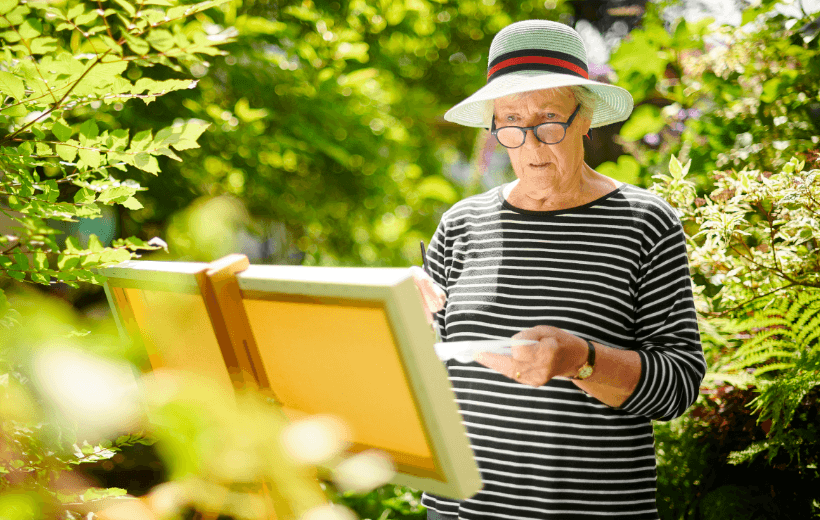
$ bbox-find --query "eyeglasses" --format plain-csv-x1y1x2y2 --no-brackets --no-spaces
491,104,581,148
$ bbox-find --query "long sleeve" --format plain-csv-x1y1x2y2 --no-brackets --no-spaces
618,222,707,421
426,218,450,342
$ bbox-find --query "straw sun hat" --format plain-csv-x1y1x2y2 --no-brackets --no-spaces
444,19,634,129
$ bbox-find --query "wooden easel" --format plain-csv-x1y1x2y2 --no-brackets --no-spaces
106,254,325,520
102,254,482,516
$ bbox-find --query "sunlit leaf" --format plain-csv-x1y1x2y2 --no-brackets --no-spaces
619,104,665,142
52,120,72,142
0,71,25,101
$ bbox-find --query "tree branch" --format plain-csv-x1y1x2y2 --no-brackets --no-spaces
0,50,114,146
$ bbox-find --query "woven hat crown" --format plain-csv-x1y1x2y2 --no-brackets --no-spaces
443,19,634,129
487,20,588,77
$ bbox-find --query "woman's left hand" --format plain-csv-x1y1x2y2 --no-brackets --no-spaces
474,325,589,387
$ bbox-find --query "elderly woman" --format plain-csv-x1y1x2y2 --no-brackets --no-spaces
412,20,706,520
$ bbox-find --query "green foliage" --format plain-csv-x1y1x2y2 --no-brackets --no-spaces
712,292,820,464
636,5,820,512
0,289,152,517
609,0,820,188
650,152,820,515
0,0,232,319
330,484,425,520
111,0,574,266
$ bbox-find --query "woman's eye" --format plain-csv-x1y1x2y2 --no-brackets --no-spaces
546,112,557,119
505,115,516,122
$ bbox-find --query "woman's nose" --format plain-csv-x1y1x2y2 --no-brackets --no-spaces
523,128,543,149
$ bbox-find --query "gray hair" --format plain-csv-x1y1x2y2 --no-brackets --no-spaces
486,85,597,126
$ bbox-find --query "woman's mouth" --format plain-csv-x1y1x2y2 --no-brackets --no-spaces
529,162,551,168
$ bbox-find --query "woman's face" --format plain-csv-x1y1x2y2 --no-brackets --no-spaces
493,88,591,197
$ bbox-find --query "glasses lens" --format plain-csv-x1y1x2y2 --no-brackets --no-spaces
536,123,565,144
496,127,526,148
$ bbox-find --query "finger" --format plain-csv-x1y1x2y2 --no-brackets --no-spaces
432,284,447,309
418,278,446,312
408,265,427,281
474,351,520,380
512,328,542,342
512,325,557,341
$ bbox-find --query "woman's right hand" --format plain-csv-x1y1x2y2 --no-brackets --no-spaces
409,265,446,327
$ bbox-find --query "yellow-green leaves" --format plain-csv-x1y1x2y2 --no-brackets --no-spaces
0,71,25,101
235,98,268,123
51,120,72,142
619,104,666,143
0,0,228,293
416,175,458,204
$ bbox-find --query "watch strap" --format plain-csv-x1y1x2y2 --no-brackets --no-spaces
571,339,596,380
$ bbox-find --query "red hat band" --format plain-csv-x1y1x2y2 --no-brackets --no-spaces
487,49,589,83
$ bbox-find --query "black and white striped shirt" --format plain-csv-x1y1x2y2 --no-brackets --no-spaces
421,184,706,519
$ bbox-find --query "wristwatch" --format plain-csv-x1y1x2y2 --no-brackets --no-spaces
571,339,596,380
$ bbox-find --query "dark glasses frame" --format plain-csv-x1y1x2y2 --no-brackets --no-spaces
490,104,581,148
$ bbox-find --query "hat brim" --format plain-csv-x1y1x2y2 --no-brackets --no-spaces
443,72,634,129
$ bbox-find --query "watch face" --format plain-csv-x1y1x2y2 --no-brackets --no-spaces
577,365,593,379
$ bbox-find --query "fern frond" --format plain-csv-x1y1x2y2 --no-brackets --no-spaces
732,331,795,359
726,316,789,334
752,362,797,376
727,441,768,465
729,348,796,370
795,312,820,347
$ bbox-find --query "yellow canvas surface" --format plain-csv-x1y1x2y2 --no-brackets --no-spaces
244,297,436,472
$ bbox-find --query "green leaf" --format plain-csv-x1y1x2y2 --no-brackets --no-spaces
13,251,28,270
52,120,72,141
78,148,101,168
619,104,666,142
596,155,641,185
57,254,80,270
66,4,84,19
35,142,51,156
1,104,27,116
97,186,135,204
18,18,41,38
79,119,99,140
64,236,81,253
0,71,25,101
416,176,457,203
6,271,25,281
0,30,19,42
87,234,105,252
32,251,47,270
170,120,209,151
760,78,781,103
73,188,96,204
133,152,160,174
130,129,152,151
110,0,135,16
56,142,78,162
74,10,98,25
146,29,174,52
82,488,127,502
0,0,18,16
30,36,59,55
40,179,59,202
100,248,131,264
123,32,149,55
1,5,29,27
122,196,143,210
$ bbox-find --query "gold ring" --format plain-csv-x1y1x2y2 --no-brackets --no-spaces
515,372,521,379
